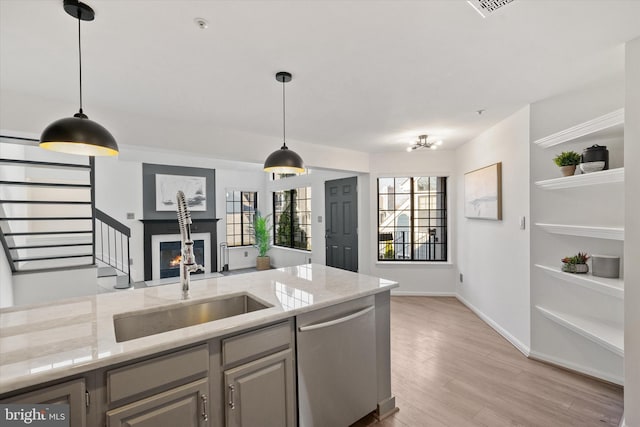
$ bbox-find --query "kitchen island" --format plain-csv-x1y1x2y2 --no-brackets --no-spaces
0,264,398,426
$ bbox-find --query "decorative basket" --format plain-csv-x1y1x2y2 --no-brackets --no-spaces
562,263,589,274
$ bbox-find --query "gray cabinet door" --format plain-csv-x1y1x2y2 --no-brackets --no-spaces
106,378,209,427
224,349,295,427
1,378,86,427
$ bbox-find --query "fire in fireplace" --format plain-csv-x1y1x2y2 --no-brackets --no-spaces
159,240,205,279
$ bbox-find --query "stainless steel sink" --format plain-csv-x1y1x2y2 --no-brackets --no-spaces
113,294,271,342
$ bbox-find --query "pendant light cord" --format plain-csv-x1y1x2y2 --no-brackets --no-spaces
77,15,83,114
282,78,286,148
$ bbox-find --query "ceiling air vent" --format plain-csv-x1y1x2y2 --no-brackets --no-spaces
467,0,516,18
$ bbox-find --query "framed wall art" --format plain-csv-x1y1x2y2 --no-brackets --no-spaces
464,162,502,220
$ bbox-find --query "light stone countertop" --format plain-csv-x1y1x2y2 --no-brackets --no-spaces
0,264,398,395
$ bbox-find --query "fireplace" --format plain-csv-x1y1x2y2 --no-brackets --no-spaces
158,239,205,279
151,233,210,280
141,219,219,281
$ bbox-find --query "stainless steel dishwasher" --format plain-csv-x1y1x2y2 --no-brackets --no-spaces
296,295,377,427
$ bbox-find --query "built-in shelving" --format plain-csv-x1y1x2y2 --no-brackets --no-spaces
535,223,624,241
533,109,624,148
535,168,624,189
535,264,624,299
535,306,623,357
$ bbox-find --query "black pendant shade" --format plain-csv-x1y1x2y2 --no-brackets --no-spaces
264,143,305,173
264,71,304,173
40,112,118,156
40,0,118,157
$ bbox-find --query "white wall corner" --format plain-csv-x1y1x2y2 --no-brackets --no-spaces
456,294,531,357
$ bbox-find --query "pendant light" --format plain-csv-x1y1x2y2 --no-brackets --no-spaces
264,71,304,173
40,0,118,156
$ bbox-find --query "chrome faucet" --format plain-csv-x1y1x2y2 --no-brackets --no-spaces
176,191,203,298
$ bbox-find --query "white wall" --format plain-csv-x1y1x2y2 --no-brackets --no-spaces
0,245,13,308
456,106,531,352
624,35,640,427
367,150,457,295
12,267,98,306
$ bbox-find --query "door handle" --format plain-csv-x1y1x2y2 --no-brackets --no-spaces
228,384,235,409
201,394,208,421
298,306,374,332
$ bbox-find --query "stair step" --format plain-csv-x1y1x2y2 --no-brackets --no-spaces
9,243,92,250
0,180,91,188
5,230,93,236
0,200,91,205
12,263,96,275
0,158,91,170
97,266,118,278
14,253,93,262
1,217,92,221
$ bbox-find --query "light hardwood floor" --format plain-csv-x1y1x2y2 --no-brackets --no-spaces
354,297,623,427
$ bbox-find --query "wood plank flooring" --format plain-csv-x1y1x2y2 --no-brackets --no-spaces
353,297,623,427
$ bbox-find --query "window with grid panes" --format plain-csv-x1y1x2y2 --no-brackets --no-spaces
273,187,312,251
226,191,257,246
377,177,447,261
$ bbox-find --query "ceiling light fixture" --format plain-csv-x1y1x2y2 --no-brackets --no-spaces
406,135,443,152
264,71,304,174
40,0,118,156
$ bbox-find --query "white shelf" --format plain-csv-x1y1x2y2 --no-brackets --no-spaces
533,109,624,148
535,223,624,240
535,168,624,189
535,264,624,299
536,306,623,357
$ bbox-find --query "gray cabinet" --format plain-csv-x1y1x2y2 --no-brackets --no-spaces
0,378,87,427
106,378,209,427
224,349,295,427
103,344,210,427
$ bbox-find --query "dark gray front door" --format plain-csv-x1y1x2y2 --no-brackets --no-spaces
325,177,358,272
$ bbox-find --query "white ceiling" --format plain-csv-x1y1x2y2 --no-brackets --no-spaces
1,0,639,155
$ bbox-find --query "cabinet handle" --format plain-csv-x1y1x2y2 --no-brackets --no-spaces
228,384,235,409
201,394,208,421
298,306,374,332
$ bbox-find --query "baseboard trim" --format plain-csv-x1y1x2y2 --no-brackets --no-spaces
528,350,624,386
455,294,531,357
391,291,456,297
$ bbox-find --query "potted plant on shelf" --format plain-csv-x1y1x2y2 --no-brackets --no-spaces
561,252,590,274
553,151,581,177
253,212,272,270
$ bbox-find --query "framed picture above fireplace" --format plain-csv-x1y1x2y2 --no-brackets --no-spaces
142,163,216,220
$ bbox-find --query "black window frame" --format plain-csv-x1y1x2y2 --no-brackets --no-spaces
226,191,258,247
272,187,312,251
377,176,448,262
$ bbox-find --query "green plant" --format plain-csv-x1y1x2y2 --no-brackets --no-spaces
253,212,272,257
553,151,581,167
561,252,590,265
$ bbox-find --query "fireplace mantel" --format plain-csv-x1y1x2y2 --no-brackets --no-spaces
141,218,220,281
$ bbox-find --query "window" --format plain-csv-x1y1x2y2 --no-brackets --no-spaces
273,187,312,251
226,191,257,246
377,177,447,261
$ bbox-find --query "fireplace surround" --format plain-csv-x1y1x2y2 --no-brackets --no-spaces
141,218,219,281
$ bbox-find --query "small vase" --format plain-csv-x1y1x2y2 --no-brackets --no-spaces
562,263,588,274
574,264,589,274
560,165,576,177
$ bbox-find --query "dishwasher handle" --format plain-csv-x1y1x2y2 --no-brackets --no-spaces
298,305,374,332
